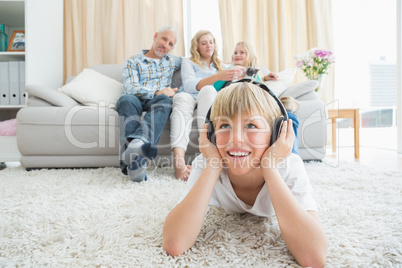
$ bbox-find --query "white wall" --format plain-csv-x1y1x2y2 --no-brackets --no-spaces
397,0,402,154
183,0,222,58
26,0,63,88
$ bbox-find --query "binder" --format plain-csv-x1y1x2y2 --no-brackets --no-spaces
0,61,10,105
8,61,20,105
19,61,26,105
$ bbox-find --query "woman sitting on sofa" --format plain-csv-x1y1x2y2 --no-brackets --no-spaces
170,30,244,180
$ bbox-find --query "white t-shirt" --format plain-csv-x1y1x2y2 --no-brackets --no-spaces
144,56,160,65
181,154,317,217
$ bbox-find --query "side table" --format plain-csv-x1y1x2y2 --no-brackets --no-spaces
328,108,360,158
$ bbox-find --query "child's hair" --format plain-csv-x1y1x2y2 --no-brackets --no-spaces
233,41,259,68
210,82,282,130
190,30,223,71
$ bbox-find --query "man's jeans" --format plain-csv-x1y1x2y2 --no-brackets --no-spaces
116,94,172,173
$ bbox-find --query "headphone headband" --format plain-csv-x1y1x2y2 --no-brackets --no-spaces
230,78,288,120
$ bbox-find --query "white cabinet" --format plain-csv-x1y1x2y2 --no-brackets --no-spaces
0,0,63,163
0,0,25,161
26,0,63,89
0,0,63,115
0,0,26,119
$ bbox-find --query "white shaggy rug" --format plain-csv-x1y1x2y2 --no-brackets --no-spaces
1,161,401,267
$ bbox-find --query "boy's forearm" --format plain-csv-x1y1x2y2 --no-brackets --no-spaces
163,165,222,256
262,168,327,268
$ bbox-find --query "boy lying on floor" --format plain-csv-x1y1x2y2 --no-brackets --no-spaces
163,80,327,268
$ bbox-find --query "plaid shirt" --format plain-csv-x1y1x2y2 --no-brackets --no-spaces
122,50,182,100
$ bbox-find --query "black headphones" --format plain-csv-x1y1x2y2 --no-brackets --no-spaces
205,78,288,147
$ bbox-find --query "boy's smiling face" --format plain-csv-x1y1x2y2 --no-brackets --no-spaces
215,111,271,176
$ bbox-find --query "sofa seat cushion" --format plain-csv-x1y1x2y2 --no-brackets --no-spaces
17,106,120,156
16,105,201,165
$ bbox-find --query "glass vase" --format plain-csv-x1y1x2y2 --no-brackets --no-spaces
0,24,8,52
310,74,324,92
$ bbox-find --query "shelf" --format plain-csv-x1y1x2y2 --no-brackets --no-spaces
0,52,25,56
0,51,25,61
0,105,25,109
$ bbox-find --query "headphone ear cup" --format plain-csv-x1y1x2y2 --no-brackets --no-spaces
270,117,285,145
207,121,216,146
205,108,217,146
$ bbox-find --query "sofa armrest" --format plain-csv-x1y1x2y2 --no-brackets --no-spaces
26,96,55,107
297,91,320,101
279,80,319,99
25,84,79,107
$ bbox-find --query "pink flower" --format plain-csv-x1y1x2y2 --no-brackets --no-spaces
315,49,330,58
296,61,304,67
294,48,334,80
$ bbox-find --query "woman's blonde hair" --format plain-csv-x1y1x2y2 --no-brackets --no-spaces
233,41,259,68
210,82,282,130
190,30,223,71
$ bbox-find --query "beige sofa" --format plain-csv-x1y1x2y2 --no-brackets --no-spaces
16,64,327,169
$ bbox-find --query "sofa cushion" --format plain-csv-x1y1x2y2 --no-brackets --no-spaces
58,68,124,107
26,84,79,107
171,67,182,89
264,67,297,96
0,118,16,136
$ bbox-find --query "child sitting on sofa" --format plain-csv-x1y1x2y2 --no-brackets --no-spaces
162,81,327,267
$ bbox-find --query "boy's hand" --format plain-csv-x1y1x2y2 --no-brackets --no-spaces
199,123,223,169
261,119,294,169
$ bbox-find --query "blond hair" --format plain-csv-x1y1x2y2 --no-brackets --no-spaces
190,30,223,71
233,41,259,68
210,82,282,129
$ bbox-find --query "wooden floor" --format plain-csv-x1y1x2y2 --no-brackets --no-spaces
326,146,402,171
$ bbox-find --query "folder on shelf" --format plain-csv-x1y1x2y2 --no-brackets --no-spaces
0,62,10,105
8,61,20,105
19,61,26,105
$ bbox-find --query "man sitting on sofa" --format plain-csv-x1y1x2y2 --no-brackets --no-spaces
116,26,182,182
